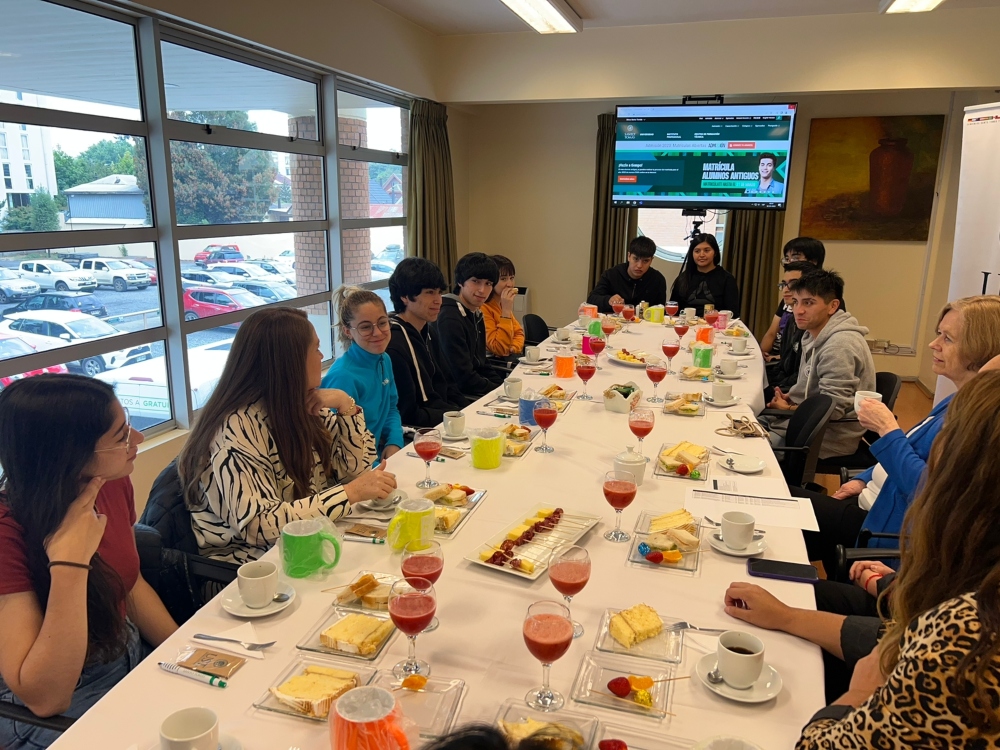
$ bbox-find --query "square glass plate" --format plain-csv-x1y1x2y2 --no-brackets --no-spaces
494,698,600,748
570,650,674,720
296,607,397,662
661,394,706,418
329,570,400,613
252,655,376,722
598,723,695,749
595,608,685,664
652,442,710,482
626,511,705,576
370,671,466,739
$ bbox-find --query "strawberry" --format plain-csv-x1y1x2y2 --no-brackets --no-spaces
599,741,628,750
607,676,632,698
645,550,664,564
675,464,690,476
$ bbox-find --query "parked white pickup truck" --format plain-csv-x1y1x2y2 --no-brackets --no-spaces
79,258,150,292
17,260,97,291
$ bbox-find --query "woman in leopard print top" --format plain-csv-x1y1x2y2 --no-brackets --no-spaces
798,371,1000,749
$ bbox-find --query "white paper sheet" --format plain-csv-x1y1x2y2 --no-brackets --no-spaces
685,488,819,531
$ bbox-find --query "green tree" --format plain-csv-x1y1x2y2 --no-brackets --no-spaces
30,189,60,232
1,205,33,232
54,137,138,195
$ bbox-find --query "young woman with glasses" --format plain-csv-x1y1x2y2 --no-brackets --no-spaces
179,307,395,564
0,375,177,749
322,286,405,462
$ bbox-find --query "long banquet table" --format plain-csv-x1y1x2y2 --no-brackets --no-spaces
52,318,823,750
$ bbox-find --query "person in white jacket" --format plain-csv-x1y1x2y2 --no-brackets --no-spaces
767,269,875,459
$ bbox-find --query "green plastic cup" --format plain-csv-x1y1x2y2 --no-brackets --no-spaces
280,519,342,578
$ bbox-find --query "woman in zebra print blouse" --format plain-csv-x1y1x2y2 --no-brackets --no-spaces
178,308,397,563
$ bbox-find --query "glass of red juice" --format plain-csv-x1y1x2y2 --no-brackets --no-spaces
662,337,681,374
666,301,679,317
600,317,616,346
621,305,635,333
628,407,655,459
389,577,437,678
533,399,557,454
414,428,442,489
645,356,667,403
611,301,625,316
603,470,637,543
522,600,575,711
674,323,689,339
576,355,597,400
549,545,590,638
402,540,444,632
704,310,720,328
590,334,606,369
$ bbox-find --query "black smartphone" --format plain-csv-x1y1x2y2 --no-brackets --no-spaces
746,558,819,584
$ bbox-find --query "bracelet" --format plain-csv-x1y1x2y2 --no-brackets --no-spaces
48,560,92,571
865,573,883,589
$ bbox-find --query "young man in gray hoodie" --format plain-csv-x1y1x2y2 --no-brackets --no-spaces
767,269,875,459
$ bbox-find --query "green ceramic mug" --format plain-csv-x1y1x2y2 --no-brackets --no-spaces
280,519,342,578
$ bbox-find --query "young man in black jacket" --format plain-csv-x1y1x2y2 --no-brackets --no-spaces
431,253,505,402
386,258,469,428
587,236,667,313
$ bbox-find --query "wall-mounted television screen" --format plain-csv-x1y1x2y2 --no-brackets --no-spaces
612,103,798,210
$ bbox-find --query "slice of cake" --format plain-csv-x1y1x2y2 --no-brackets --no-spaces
440,488,468,507
361,583,391,611
435,506,462,532
609,603,662,649
648,509,695,533
423,485,451,502
335,573,380,606
269,665,358,718
321,613,394,655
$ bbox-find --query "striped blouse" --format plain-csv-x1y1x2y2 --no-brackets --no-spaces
189,401,376,563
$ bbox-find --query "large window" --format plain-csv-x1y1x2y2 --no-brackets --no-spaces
637,209,728,263
0,0,409,436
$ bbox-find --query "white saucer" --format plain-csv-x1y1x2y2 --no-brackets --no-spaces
221,581,296,618
708,533,768,557
358,492,404,512
704,396,741,408
727,350,754,357
142,734,242,750
696,653,783,703
518,356,552,365
442,431,468,442
717,455,765,474
714,372,744,380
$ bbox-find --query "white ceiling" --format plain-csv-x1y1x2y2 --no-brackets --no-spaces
369,0,1000,35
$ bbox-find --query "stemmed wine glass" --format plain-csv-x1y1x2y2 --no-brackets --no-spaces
629,407,655,460
673,322,690,340
388,578,437,678
576,355,596,400
401,540,443,632
645,356,667,403
666,300,679,318
611,301,625,317
662,337,681,375
600,316,616,347
621,304,635,333
533,398,557,453
549,546,590,639
413,428,442,489
522,600,575,711
589,334,607,369
603,470,637,543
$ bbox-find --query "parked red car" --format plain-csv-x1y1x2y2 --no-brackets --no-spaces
193,244,243,266
182,286,266,322
0,333,69,387
123,259,158,285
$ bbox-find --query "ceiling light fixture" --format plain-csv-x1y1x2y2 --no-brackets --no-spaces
878,0,947,13
498,0,582,33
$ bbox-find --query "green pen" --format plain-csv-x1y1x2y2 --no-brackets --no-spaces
406,451,445,462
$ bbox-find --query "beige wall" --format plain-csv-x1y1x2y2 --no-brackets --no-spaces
437,8,1000,104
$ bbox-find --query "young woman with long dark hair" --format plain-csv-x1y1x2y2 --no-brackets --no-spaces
668,233,740,317
796,370,1000,748
0,375,176,749
179,307,395,563
481,254,525,359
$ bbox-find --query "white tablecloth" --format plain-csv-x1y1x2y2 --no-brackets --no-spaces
51,320,822,750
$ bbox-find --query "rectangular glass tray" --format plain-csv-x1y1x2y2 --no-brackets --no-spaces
328,570,399,613
598,723,695,749
252,655,376,722
494,698,600,748
296,607,397,662
595,608,685,664
626,511,705,576
570,650,676,720
370,670,466,739
652,442,710,482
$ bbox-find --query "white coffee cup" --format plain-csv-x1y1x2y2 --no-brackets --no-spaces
159,707,219,750
711,382,733,403
237,560,278,609
443,411,466,437
720,511,755,550
720,358,738,376
731,337,748,354
555,327,571,342
854,390,882,414
717,631,765,689
684,307,696,321
578,314,591,328
525,346,541,363
503,378,523,400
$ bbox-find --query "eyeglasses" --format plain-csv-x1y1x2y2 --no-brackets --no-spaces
777,281,789,289
351,318,391,336
95,408,132,453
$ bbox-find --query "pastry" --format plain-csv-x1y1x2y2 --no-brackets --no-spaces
422,485,450,502
335,573,380,605
361,583,391,610
540,384,567,399
504,439,530,457
320,613,394,655
269,665,358,718
435,506,462,532
648,509,695,533
609,603,662,649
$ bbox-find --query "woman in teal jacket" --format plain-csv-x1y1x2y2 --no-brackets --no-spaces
322,287,404,462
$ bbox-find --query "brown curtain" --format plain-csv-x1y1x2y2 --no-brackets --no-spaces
723,210,786,337
589,113,638,292
407,100,458,286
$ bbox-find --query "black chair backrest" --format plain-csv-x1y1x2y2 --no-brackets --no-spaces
876,371,902,413
780,394,835,486
522,313,550,347
138,459,200,555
